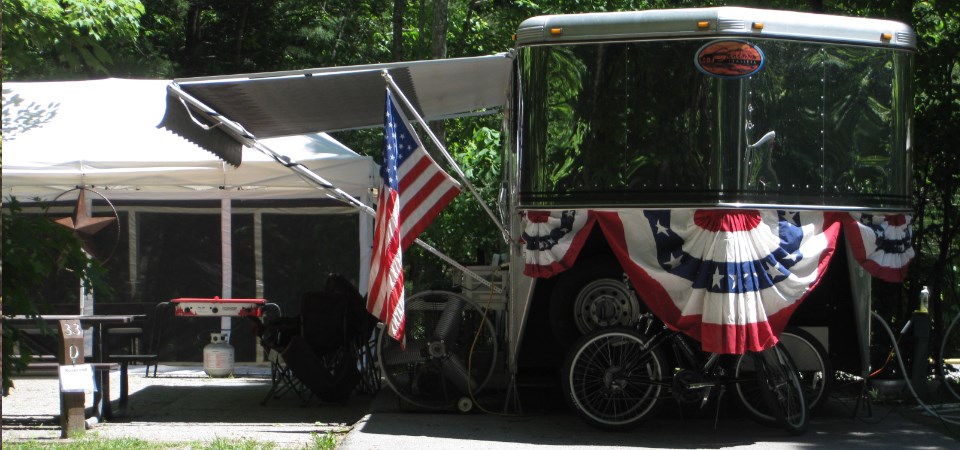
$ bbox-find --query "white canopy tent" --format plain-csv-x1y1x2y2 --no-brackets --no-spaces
2,79,378,338
2,78,376,202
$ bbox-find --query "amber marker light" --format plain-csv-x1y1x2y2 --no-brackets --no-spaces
697,21,710,29
881,32,893,41
752,22,764,30
550,27,563,36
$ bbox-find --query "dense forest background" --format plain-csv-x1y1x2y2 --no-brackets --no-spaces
2,0,958,360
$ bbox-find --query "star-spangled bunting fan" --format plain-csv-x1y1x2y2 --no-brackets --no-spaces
843,213,914,282
522,209,848,354
367,88,462,343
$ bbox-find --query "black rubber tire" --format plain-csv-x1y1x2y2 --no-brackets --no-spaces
778,327,830,412
755,345,809,435
734,327,829,424
562,327,665,431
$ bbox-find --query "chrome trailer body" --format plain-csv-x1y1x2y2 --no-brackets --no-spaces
504,7,916,379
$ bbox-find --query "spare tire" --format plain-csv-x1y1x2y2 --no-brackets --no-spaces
548,258,644,348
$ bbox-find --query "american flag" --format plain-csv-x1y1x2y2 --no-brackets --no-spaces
367,88,462,342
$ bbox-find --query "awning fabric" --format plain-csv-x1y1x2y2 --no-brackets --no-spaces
159,53,513,166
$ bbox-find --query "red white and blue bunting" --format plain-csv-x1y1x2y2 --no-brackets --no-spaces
521,209,913,354
844,213,914,283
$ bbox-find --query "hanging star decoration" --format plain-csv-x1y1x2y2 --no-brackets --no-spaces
52,189,117,259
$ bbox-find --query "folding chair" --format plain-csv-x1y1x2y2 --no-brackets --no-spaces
256,274,380,405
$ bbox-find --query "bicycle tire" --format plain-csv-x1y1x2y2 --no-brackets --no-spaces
755,344,808,435
939,313,960,402
562,327,665,431
735,327,830,420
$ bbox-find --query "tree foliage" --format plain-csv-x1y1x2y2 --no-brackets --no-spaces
1,199,111,394
2,0,146,78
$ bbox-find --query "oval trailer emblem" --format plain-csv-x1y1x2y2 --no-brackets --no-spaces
695,40,765,78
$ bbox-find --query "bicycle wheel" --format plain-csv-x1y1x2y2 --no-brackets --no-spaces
939,313,960,402
736,328,829,417
562,327,665,431
736,327,833,414
754,344,808,435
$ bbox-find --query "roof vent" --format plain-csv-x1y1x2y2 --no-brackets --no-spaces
718,19,746,31
895,32,916,47
515,26,544,43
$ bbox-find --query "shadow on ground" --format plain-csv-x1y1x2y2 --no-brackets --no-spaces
119,380,374,425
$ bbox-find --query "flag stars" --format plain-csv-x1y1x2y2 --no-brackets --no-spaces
664,252,682,270
765,262,784,279
655,220,670,236
712,268,723,289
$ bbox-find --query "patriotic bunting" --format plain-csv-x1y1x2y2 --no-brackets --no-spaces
522,208,853,353
843,213,914,282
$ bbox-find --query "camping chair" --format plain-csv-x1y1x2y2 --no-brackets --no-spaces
256,275,380,405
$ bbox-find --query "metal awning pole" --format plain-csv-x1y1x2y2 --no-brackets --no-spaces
166,83,501,294
381,70,511,245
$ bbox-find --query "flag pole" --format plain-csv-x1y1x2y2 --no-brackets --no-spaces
381,70,511,245
167,82,502,293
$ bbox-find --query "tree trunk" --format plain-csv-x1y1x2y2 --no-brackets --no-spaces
184,0,204,76
417,0,427,58
457,0,480,52
233,2,251,68
431,0,448,59
429,0,448,147
393,0,406,61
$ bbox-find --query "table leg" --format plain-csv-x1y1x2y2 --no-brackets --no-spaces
100,370,113,420
119,362,129,414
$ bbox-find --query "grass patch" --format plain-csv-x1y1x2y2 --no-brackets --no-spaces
2,437,169,450
309,432,338,450
2,434,341,450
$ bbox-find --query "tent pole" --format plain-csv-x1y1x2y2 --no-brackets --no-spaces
254,211,265,363
221,198,232,339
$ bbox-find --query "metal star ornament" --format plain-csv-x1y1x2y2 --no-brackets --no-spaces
53,189,117,256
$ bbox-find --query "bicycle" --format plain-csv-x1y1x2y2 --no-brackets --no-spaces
562,313,808,435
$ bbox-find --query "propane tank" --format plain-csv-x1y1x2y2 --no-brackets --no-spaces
203,333,234,377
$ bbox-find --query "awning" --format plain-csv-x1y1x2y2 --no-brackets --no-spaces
159,53,514,166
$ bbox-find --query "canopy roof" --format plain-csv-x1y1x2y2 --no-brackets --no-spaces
159,53,513,165
2,78,377,202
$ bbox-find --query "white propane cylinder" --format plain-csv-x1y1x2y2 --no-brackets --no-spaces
203,333,234,377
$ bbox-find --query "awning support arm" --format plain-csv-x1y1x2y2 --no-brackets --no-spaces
381,70,511,245
165,82,502,294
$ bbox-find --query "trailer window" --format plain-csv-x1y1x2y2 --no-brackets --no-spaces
515,40,913,210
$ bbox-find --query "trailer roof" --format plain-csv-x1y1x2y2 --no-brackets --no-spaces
515,7,916,50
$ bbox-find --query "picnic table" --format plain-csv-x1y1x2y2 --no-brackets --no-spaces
6,314,148,422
